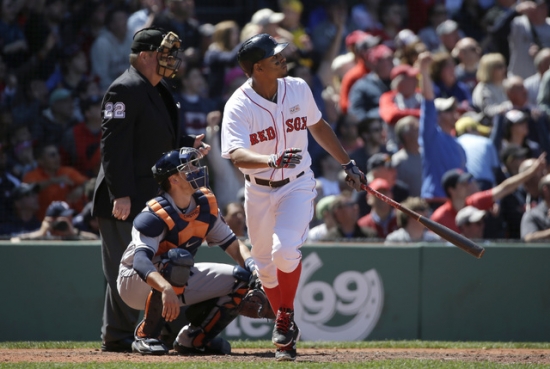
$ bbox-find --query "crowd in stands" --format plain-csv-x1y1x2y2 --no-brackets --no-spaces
2,0,550,243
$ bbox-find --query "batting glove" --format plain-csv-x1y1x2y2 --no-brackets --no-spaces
342,160,366,191
268,148,302,168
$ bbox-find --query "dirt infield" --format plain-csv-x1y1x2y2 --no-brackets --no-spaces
1,348,550,364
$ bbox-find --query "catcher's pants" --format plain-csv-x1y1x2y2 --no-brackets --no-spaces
118,262,237,310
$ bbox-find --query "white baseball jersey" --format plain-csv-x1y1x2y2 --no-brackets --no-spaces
221,76,322,180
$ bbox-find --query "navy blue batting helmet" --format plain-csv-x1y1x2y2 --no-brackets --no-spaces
238,33,288,76
152,147,209,189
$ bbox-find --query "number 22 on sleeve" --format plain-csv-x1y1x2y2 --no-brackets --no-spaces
104,102,126,119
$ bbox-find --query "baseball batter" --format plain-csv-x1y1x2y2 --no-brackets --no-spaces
221,33,366,361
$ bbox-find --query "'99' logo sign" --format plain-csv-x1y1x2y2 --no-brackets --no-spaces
226,252,384,341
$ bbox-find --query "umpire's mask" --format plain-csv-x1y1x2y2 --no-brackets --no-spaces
156,31,183,79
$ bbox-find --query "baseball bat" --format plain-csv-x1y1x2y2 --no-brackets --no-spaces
360,183,485,259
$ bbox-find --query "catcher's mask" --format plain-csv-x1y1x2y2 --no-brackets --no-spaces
152,147,209,189
131,27,183,78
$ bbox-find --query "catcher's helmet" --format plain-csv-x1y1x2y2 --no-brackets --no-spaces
238,33,289,76
152,147,209,189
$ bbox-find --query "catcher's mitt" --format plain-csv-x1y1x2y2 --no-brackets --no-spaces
238,287,276,320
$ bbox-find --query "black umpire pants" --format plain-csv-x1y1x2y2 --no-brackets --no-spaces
98,217,139,343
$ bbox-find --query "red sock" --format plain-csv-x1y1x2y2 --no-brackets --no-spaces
277,262,302,310
263,286,281,313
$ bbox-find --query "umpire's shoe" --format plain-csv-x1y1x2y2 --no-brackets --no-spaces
132,337,169,355
272,307,298,347
101,337,133,352
275,323,300,361
173,337,231,355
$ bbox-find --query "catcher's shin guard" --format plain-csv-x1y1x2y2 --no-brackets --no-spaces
135,289,165,340
183,279,249,348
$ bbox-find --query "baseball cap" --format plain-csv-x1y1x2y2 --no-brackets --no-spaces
394,29,420,49
251,8,285,26
12,183,39,200
390,64,419,80
345,30,368,48
441,169,473,191
49,88,72,105
238,33,289,75
46,201,75,218
500,145,528,164
434,96,456,112
131,27,169,52
504,109,529,125
455,206,486,227
367,44,393,65
455,116,492,136
367,153,392,172
316,195,336,220
369,178,391,192
436,20,458,36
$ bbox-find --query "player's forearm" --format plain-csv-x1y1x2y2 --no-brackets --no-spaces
228,148,272,169
524,228,550,242
308,119,350,164
225,239,247,267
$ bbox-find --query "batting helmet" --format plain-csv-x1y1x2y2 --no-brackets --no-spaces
238,33,289,76
152,147,209,189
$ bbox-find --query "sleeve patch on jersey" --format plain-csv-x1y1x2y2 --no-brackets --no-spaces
290,105,300,114
104,102,126,119
134,212,165,238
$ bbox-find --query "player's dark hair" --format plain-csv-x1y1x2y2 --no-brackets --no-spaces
159,178,172,193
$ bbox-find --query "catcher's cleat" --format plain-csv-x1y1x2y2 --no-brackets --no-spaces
275,325,300,361
173,336,231,355
131,337,169,355
101,337,133,352
272,307,298,347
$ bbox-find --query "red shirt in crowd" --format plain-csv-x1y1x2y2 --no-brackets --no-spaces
430,190,494,233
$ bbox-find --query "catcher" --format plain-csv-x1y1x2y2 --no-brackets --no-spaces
117,147,274,356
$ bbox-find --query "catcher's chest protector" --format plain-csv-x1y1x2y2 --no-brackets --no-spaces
147,188,218,256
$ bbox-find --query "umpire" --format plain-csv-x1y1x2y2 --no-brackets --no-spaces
92,27,209,352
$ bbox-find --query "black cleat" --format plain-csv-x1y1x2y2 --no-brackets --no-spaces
131,337,169,355
275,324,300,361
272,308,298,347
173,336,231,355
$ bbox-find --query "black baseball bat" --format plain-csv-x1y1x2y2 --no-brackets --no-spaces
360,183,485,259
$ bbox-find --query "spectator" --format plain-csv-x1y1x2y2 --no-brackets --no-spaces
536,65,550,117
498,145,529,183
385,197,440,243
91,7,133,92
357,178,399,239
338,31,380,115
472,53,509,118
455,205,486,240
250,8,293,45
430,51,472,109
418,3,450,52
203,20,241,99
496,109,541,159
31,88,79,147
521,173,550,241
222,201,247,241
500,155,545,238
349,115,390,174
525,48,550,106
60,95,102,177
378,63,421,147
11,79,49,127
321,191,374,241
0,142,20,222
451,37,481,94
366,152,410,203
490,0,550,79
309,0,349,59
7,124,36,179
417,51,466,204
22,143,89,220
11,200,98,241
0,182,40,237
334,113,363,154
452,0,487,42
127,0,164,35
481,0,516,41
153,0,202,65
307,194,337,242
394,38,427,67
370,1,406,49
46,47,90,98
316,152,344,197
73,201,99,237
392,116,422,197
0,0,29,70
348,44,394,122
173,64,217,136
350,0,382,32
455,115,499,190
431,156,545,233
435,20,462,54
278,0,314,68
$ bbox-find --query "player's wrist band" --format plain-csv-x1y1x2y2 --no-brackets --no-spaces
342,160,356,169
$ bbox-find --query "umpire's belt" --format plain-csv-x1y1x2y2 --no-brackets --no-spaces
245,171,304,188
